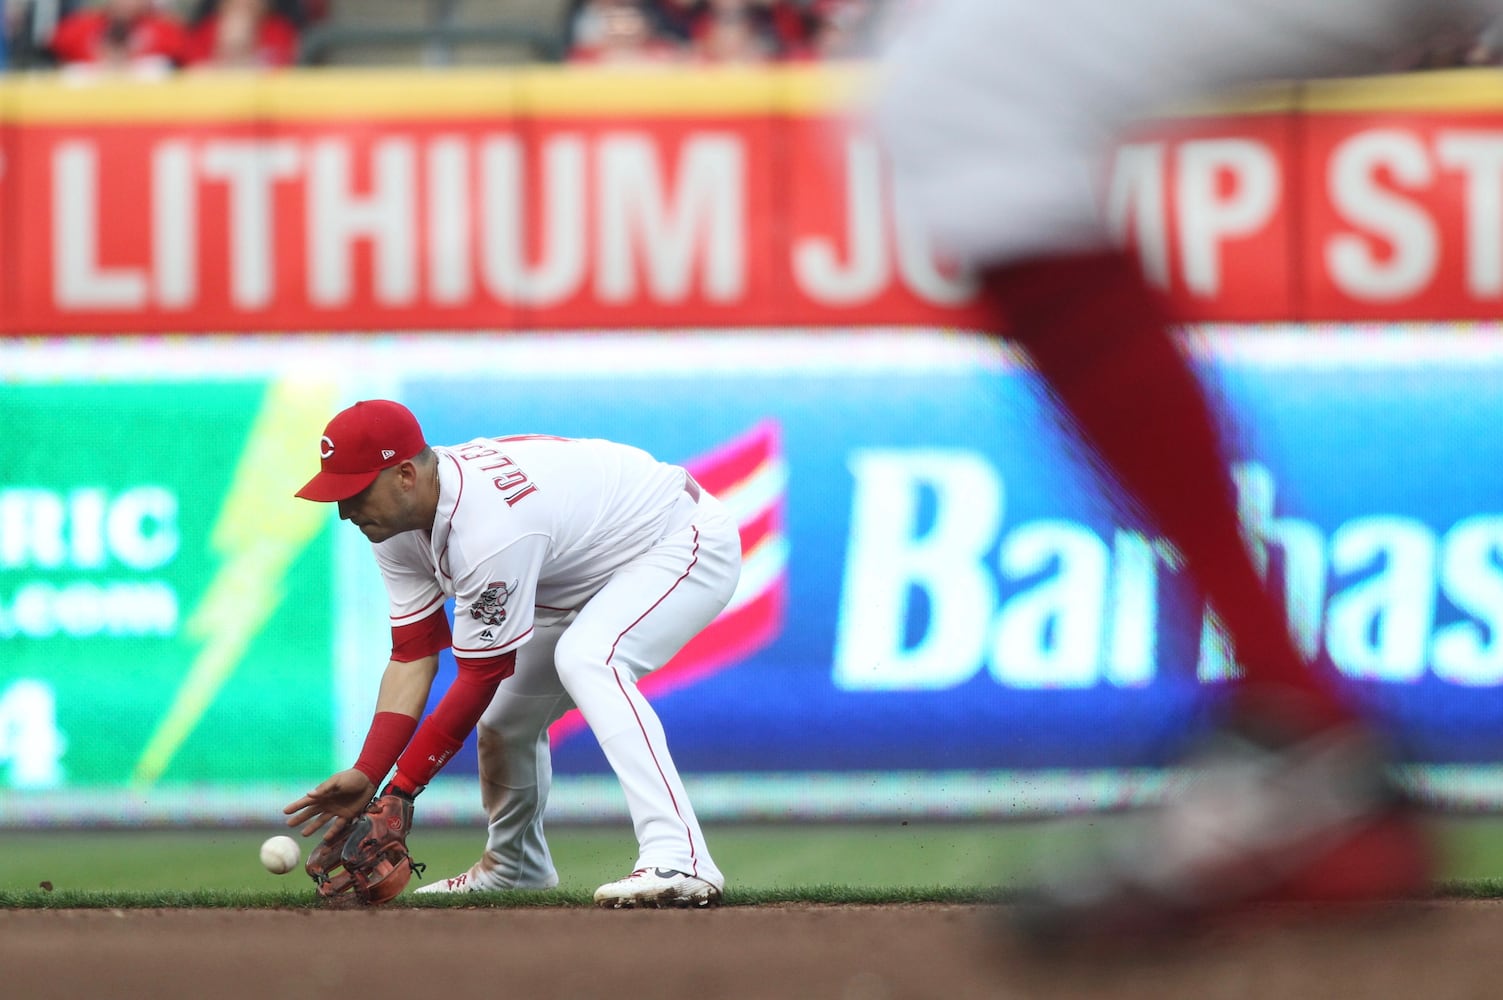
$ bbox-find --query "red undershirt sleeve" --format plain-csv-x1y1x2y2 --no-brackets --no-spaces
351,711,418,787
389,651,518,794
391,605,452,662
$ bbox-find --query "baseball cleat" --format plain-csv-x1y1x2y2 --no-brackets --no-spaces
593,868,724,909
1011,715,1434,949
413,862,558,894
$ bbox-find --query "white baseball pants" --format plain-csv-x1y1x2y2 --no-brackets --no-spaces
873,0,1493,266
468,489,740,889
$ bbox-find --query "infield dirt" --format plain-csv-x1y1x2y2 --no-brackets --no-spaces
4,901,1502,999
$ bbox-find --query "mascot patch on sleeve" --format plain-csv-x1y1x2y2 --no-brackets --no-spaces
470,579,518,626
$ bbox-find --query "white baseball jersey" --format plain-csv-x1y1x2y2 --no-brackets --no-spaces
372,433,741,887
374,435,694,665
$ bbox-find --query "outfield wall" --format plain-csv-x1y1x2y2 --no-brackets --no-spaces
3,66,1503,826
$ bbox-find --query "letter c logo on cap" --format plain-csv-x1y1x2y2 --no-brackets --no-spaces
320,435,335,459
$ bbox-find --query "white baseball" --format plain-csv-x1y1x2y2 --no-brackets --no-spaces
259,835,301,875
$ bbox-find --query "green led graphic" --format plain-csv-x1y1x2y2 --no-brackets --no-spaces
0,381,337,788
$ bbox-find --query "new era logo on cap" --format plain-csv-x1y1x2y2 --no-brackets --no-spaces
295,400,428,503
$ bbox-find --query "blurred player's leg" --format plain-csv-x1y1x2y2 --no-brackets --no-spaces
984,254,1352,727
872,0,1490,940
974,248,1437,941
874,0,1442,743
416,626,572,893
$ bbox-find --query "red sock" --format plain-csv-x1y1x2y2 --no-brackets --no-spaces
984,252,1353,729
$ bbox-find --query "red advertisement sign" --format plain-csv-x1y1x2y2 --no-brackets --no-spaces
2,67,1501,335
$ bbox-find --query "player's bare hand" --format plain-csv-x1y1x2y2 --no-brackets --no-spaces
283,769,376,840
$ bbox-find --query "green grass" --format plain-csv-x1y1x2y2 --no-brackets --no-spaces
0,886,1003,910
0,822,1050,895
2,817,1502,907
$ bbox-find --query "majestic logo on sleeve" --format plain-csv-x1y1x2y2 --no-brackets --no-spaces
469,580,518,627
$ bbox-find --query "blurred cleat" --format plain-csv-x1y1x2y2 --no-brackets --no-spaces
1012,716,1435,949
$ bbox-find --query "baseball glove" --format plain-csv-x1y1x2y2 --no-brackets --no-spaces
306,789,424,905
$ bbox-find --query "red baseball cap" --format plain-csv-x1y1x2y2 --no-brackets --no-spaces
296,399,428,502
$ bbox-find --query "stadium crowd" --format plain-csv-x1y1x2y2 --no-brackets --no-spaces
564,0,875,64
0,0,883,72
4,0,314,72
